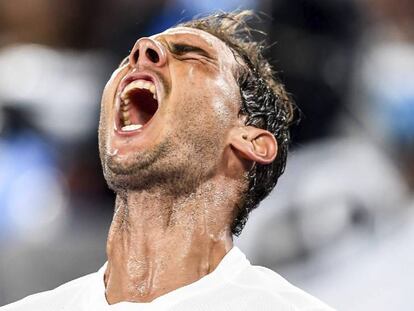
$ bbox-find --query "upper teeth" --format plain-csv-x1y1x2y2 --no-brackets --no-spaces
121,79,157,100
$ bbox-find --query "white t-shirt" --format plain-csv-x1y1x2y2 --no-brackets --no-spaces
1,247,334,311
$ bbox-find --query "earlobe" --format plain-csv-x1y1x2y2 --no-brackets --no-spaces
228,126,278,165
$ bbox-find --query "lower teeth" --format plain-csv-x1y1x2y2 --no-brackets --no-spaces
121,124,143,131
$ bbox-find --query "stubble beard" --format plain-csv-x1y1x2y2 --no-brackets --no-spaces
99,127,220,198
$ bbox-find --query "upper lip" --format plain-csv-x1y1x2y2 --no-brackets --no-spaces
117,71,161,101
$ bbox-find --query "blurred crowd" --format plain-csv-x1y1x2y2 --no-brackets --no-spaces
0,0,413,310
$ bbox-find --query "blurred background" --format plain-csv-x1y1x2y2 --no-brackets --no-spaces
0,0,413,309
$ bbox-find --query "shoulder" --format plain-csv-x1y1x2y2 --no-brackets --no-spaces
0,272,96,311
229,264,335,311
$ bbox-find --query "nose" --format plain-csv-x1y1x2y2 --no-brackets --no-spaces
128,37,167,68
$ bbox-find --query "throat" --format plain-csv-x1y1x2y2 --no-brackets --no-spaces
104,189,234,304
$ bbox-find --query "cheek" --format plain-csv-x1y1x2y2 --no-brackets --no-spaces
99,88,114,136
211,75,240,124
101,67,125,119
169,65,239,129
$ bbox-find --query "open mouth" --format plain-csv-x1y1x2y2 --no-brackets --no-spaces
117,78,159,133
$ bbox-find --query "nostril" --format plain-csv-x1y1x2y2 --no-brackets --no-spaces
146,48,159,63
132,49,140,64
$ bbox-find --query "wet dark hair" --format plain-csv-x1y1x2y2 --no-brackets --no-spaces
179,11,297,236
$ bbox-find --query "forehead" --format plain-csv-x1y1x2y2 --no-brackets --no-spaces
151,27,236,63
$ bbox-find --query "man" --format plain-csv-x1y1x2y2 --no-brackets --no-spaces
2,11,334,310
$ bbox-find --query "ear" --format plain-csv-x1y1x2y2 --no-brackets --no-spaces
228,126,278,165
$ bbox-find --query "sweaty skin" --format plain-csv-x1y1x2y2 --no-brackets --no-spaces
98,27,276,304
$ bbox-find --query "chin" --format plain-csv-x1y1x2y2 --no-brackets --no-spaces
103,152,215,197
102,153,153,191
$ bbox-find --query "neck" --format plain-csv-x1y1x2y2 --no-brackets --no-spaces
104,176,239,304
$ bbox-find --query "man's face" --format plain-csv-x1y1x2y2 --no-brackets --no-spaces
99,27,243,193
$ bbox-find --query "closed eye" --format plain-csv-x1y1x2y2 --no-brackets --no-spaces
170,43,211,59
